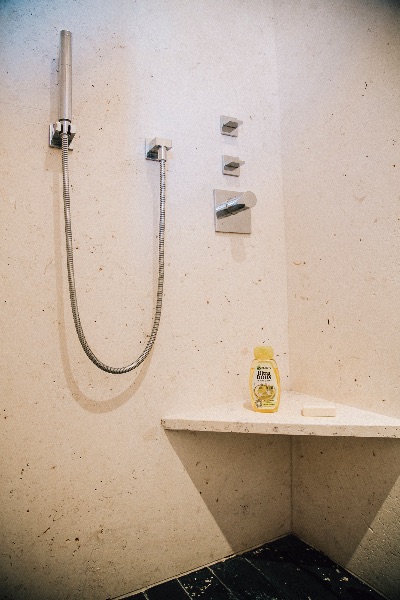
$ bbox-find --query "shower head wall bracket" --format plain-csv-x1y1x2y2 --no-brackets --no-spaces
49,120,76,149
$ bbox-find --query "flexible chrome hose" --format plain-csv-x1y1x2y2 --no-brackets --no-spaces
61,131,165,374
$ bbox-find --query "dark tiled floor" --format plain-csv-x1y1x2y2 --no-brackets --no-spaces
125,534,386,599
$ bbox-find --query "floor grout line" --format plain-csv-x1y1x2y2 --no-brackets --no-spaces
176,577,193,598
207,565,241,600
242,556,292,600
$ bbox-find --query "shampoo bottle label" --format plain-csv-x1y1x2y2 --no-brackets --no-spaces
251,364,278,410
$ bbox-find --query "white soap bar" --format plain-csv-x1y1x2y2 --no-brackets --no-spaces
302,402,336,417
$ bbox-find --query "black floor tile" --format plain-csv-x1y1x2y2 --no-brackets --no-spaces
210,555,287,599
179,567,237,599
243,543,339,600
122,535,386,600
270,535,385,600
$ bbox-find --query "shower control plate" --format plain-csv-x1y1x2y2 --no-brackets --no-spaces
214,189,252,234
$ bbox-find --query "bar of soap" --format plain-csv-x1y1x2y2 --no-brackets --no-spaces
302,402,336,417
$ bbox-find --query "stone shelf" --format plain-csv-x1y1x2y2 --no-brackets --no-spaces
162,391,400,438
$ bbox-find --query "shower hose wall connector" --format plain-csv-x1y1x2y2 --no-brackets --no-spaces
52,30,172,373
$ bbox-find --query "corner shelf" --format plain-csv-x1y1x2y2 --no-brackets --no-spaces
161,392,400,438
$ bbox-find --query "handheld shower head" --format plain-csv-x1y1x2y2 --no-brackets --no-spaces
50,30,75,148
59,30,72,122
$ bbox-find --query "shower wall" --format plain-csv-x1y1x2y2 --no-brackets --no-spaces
0,0,290,598
274,0,400,597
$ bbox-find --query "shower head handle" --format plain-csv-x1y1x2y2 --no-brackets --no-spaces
59,30,72,122
50,30,75,149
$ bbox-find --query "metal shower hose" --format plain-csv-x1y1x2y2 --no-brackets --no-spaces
61,132,165,374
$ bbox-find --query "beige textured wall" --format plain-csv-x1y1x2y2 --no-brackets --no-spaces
4,0,398,598
274,0,400,597
0,1,290,598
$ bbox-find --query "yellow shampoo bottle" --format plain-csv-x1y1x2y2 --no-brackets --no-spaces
250,346,281,412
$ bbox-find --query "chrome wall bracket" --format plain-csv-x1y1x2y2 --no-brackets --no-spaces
220,115,243,137
214,189,257,234
146,137,172,161
222,155,245,176
49,121,76,149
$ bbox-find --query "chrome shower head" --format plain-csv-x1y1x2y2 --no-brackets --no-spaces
59,30,72,122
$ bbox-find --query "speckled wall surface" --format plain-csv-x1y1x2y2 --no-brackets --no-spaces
274,0,400,597
0,1,290,598
3,0,398,598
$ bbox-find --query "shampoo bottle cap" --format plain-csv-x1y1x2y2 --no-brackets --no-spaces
254,346,274,360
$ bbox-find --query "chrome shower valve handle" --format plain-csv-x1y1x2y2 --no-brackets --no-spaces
214,189,257,234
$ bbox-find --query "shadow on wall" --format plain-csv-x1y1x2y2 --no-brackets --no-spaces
165,430,292,554
292,437,400,599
